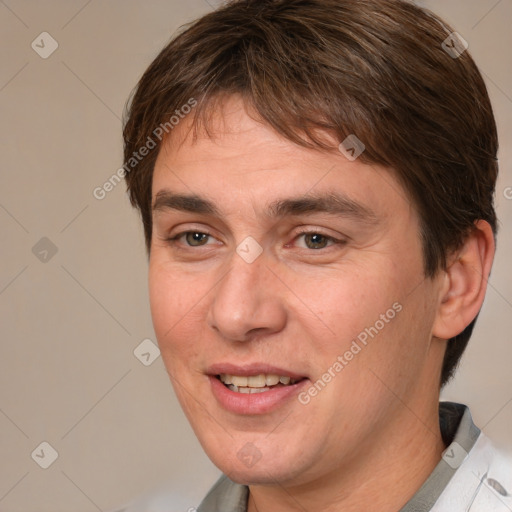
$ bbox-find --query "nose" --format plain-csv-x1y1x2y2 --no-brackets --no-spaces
207,250,287,343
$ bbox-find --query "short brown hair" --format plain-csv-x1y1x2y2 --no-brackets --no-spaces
123,0,499,386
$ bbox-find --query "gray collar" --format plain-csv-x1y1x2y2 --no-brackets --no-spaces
198,402,480,512
399,402,480,511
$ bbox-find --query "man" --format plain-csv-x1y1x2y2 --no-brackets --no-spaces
121,0,512,510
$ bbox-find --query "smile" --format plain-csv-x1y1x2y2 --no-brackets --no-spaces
218,373,302,394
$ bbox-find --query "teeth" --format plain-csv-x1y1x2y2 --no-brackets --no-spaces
231,376,248,387
248,387,270,394
265,374,280,386
230,386,271,394
247,375,266,387
220,373,300,390
221,374,232,385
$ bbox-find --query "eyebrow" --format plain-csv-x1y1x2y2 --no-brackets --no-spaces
153,190,220,215
153,189,377,224
267,193,377,223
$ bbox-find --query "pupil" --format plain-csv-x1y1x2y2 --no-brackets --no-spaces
187,232,207,246
306,233,327,249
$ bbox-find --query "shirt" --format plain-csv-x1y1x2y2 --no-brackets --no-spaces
197,402,512,512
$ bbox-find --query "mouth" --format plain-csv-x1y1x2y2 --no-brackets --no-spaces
207,365,309,414
216,373,305,394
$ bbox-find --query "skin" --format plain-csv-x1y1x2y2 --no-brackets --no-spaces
148,96,495,511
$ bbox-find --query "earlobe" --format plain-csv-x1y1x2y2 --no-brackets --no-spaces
432,220,495,340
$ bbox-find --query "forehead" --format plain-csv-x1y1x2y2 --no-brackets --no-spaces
151,96,414,223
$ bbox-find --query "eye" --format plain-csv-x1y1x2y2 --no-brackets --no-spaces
171,231,213,247
294,231,339,250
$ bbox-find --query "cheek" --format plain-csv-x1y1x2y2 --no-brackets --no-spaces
148,260,207,364
148,262,212,418
294,261,429,410
290,265,405,356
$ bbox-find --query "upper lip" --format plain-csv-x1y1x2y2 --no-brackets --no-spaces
207,362,307,380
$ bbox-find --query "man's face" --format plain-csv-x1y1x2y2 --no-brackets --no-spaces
149,96,445,485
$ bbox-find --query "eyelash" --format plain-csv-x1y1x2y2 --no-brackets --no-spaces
166,229,345,250
166,231,215,246
299,229,345,247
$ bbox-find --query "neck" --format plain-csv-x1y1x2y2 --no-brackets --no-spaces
247,401,446,512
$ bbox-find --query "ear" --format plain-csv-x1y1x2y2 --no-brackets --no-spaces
432,220,495,340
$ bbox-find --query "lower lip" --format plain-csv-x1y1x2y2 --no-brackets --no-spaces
209,376,309,415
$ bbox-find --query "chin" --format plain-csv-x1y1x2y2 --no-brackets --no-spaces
220,461,305,487
202,437,316,487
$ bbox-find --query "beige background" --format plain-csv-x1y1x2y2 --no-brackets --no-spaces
0,1,511,511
